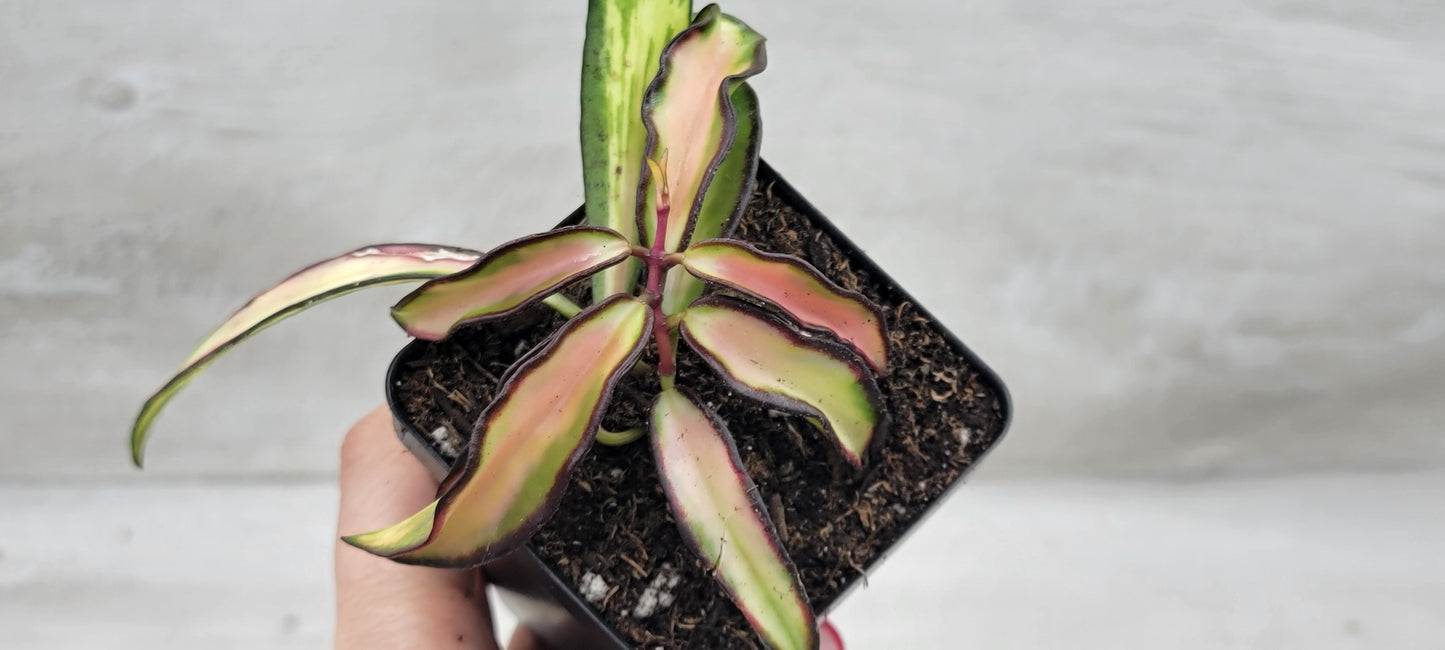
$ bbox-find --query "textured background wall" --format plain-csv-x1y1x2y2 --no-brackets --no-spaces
4,0,1444,482
2,1,1442,647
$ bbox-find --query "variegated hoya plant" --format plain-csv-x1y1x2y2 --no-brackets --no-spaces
132,3,886,649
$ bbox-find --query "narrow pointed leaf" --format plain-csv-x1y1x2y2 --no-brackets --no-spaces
680,297,885,468
344,295,652,566
581,0,693,301
392,226,633,340
639,4,767,254
131,244,480,467
651,389,817,650
660,81,761,314
682,239,887,370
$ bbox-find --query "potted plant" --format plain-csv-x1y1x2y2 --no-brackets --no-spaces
131,2,1011,649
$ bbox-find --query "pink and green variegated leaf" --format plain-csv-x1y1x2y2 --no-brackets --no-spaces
343,295,652,567
692,82,760,248
680,297,885,468
681,239,887,370
391,226,633,340
638,3,766,254
130,244,480,467
659,81,761,315
651,388,818,650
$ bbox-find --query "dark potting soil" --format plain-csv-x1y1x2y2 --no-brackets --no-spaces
394,181,1007,649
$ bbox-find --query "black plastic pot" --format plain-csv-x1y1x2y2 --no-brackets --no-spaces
386,160,1012,649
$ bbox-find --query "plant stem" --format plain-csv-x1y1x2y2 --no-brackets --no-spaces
542,294,583,318
596,426,645,446
642,166,678,381
651,304,677,379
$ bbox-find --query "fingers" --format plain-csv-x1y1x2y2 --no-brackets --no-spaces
506,626,544,650
335,405,498,650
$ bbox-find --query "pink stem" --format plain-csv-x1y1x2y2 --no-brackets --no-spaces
643,180,677,380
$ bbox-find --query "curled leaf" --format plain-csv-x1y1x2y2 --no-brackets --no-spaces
692,82,761,249
344,295,652,566
682,238,887,370
581,0,693,301
652,388,818,650
131,244,480,467
392,226,633,340
639,3,767,254
680,296,885,468
660,81,762,315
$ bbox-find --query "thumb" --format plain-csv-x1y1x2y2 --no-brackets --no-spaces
334,405,497,649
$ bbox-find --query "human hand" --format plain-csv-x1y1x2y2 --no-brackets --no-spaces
335,405,540,649
334,405,845,650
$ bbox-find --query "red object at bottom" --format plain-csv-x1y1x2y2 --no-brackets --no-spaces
821,620,845,650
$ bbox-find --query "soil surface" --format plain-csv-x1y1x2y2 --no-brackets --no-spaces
395,179,1008,649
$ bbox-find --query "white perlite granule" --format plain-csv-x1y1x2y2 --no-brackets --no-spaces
579,572,609,604
630,563,682,619
427,426,459,458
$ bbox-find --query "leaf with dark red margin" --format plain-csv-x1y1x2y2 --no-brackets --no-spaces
680,296,885,468
392,226,633,340
637,4,766,254
131,244,480,467
343,295,652,566
682,238,887,370
659,81,762,315
652,388,818,650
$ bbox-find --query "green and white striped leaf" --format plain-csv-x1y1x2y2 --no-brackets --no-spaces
639,4,766,255
581,0,693,301
682,239,887,370
343,295,652,567
391,226,632,340
680,297,885,468
651,388,817,650
131,244,480,467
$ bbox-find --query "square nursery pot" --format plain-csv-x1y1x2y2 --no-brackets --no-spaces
385,160,1012,649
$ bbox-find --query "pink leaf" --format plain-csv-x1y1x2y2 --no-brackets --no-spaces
638,4,766,253
392,226,633,339
131,244,479,466
652,388,817,650
344,295,652,566
683,238,887,370
680,296,886,468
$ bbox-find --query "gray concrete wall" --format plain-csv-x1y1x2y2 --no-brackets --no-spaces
5,0,1441,480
